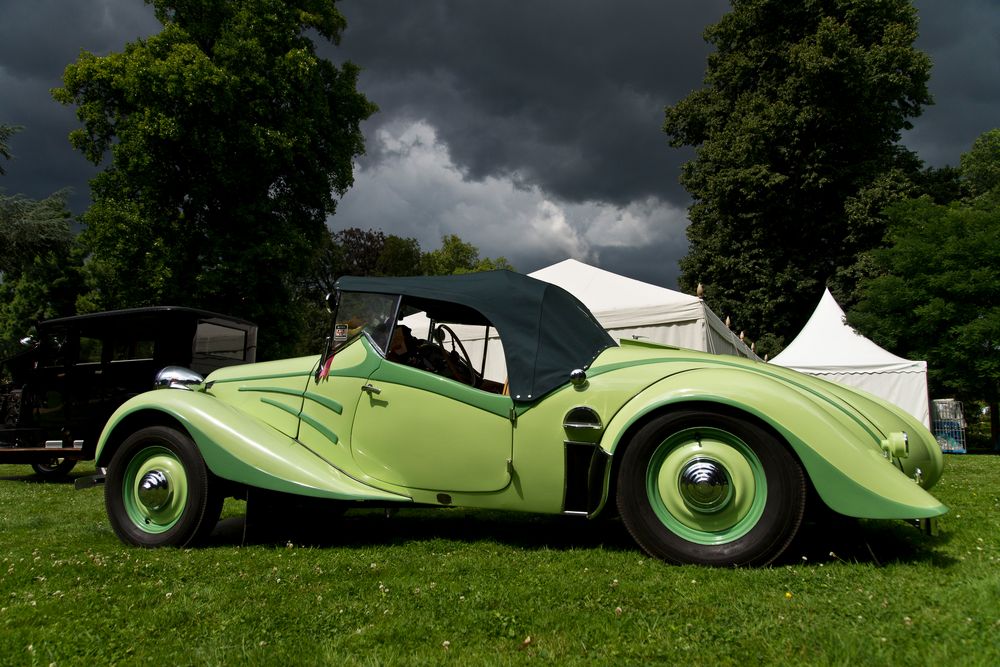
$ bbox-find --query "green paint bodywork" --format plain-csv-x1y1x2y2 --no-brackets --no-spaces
96,332,946,523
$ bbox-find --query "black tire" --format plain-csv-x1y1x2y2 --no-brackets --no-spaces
31,458,77,479
105,425,223,547
616,409,806,566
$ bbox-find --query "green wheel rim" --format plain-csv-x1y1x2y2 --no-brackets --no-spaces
645,427,767,545
121,445,189,534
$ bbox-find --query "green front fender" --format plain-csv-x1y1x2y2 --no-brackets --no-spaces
601,368,947,520
97,389,410,503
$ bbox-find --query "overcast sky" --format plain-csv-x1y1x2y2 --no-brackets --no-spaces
1,0,998,289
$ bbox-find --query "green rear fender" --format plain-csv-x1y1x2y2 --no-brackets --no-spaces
97,390,409,503
601,368,947,520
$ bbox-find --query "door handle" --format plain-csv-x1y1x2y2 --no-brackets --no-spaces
361,383,381,396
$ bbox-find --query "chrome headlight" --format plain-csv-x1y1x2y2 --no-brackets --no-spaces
154,366,204,391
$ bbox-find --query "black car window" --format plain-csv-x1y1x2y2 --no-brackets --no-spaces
41,330,68,368
78,336,103,364
112,339,155,362
194,322,248,361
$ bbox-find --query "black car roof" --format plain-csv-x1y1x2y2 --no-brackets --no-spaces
336,271,616,402
39,307,256,330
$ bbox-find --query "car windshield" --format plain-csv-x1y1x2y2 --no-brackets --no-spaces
333,291,399,353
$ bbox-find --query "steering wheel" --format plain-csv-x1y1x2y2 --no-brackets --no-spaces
434,324,477,387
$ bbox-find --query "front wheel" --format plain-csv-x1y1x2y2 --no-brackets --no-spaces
105,426,223,547
617,410,806,566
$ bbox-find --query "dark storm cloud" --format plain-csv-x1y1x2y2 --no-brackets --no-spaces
906,0,1000,166
0,0,158,80
0,0,160,211
1,0,998,288
330,0,729,206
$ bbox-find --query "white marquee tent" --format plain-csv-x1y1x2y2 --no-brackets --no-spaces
770,288,930,427
529,259,758,359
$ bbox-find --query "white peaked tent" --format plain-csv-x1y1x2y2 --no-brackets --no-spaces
529,259,758,359
771,288,930,427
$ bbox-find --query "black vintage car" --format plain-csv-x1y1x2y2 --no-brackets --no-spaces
0,307,256,478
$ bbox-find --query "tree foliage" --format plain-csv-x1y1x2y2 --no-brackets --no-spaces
848,198,1000,403
420,234,514,276
52,0,376,359
959,128,1000,198
0,190,81,359
664,0,931,357
0,123,18,176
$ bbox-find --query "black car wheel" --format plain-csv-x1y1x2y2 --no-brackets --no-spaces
105,425,223,547
617,409,806,566
31,458,77,479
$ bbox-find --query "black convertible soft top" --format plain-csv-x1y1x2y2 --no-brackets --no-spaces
335,271,616,402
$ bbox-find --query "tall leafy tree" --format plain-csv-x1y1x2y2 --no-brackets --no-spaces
53,0,376,358
664,0,931,356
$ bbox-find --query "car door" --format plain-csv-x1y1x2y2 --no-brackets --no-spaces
350,359,514,493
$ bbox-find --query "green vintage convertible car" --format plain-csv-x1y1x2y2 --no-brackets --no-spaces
92,271,946,565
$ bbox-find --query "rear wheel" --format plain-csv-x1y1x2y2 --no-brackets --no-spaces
31,458,77,479
617,410,806,566
105,426,223,547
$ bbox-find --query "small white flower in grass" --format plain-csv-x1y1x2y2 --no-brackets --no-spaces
615,606,623,617
903,616,912,626
442,640,451,650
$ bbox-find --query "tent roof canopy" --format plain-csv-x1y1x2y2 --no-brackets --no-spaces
771,288,925,374
529,259,704,328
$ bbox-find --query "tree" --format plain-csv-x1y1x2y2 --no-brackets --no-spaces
420,234,513,276
52,0,376,359
848,196,1000,447
960,128,1000,198
664,0,931,357
0,190,81,358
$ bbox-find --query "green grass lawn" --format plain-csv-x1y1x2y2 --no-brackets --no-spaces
1,455,998,666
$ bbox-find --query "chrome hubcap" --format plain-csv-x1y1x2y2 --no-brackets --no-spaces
678,458,732,513
137,470,171,511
